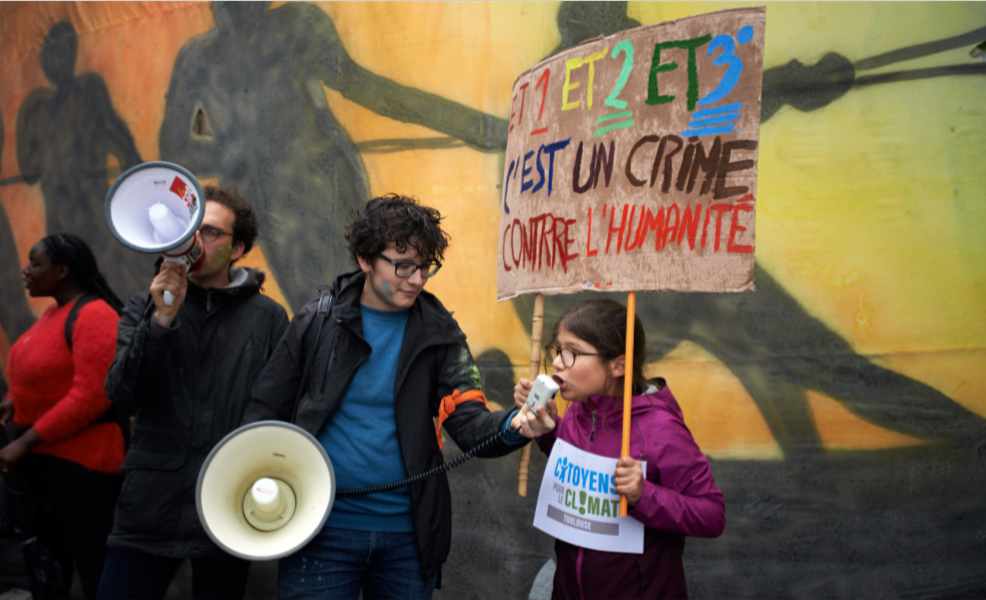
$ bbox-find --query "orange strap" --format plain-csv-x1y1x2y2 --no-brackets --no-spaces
435,389,487,450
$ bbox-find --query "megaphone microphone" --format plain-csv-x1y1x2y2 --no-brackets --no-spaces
526,374,559,413
105,161,206,305
196,421,335,561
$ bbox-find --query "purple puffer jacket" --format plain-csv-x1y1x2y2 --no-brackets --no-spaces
535,379,725,600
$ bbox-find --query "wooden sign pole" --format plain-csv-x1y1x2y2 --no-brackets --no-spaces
518,293,545,496
619,291,637,516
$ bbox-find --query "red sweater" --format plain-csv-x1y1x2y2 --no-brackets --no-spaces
7,297,125,473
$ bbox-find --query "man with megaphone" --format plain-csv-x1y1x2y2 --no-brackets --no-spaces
98,185,289,600
241,194,555,600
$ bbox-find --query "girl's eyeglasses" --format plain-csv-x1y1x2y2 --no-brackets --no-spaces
544,344,600,370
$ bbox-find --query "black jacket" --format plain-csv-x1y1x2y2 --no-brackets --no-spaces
243,270,519,579
105,267,289,557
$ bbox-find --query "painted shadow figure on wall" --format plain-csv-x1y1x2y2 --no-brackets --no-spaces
0,115,37,348
15,22,149,301
155,0,986,462
511,1,986,464
0,2,981,467
0,2,984,597
494,5,986,598
159,1,508,313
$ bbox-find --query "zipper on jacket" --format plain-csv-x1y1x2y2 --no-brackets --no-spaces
328,335,339,371
590,410,596,443
207,291,212,311
310,332,341,399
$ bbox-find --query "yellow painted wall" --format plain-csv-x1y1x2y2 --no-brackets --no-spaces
2,1,984,461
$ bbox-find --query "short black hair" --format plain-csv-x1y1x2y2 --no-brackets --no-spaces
345,194,450,265
203,185,259,257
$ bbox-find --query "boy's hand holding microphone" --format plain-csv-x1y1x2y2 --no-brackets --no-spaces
511,375,559,438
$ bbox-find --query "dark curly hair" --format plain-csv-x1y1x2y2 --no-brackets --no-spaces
345,194,450,265
203,185,259,257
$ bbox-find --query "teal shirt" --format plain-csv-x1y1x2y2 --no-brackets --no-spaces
317,305,413,532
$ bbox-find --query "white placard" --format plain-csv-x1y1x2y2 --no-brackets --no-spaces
534,438,646,553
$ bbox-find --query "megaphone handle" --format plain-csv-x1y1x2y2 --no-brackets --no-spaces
160,255,185,306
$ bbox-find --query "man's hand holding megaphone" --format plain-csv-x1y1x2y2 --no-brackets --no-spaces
150,261,189,328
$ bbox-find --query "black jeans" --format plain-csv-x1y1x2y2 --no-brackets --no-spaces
97,548,250,600
20,453,123,599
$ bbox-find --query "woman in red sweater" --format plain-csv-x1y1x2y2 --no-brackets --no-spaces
1,233,126,599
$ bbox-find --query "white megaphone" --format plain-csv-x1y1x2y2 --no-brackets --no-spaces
105,162,206,306
196,421,335,560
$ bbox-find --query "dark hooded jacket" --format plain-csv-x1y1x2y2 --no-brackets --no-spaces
242,270,520,580
105,266,289,557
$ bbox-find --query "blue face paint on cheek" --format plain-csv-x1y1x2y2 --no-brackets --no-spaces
381,281,392,296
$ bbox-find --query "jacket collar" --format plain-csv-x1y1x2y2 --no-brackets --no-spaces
584,379,680,424
329,270,464,348
186,266,263,301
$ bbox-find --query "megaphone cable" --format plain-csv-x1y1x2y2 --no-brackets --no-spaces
335,427,520,497
290,291,527,499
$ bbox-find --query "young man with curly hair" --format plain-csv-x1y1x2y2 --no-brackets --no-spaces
244,194,553,599
100,185,289,599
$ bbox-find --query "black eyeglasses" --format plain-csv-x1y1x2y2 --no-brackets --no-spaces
376,254,442,278
545,345,600,369
199,226,234,243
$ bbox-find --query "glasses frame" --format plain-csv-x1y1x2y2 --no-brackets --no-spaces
376,254,442,279
199,225,234,243
544,344,601,371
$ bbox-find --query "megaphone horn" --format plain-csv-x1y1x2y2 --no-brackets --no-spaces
105,161,206,305
196,421,335,561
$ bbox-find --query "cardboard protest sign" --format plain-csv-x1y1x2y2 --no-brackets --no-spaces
534,439,647,553
497,7,765,300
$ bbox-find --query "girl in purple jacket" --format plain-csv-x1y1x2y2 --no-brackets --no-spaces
515,299,725,600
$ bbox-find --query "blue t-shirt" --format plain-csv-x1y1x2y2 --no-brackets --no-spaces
317,305,413,532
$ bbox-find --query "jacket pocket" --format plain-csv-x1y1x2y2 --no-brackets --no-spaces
115,449,187,540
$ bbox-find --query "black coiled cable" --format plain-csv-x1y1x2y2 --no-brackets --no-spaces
336,427,518,497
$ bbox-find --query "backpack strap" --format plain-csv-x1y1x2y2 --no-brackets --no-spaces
290,292,334,423
62,293,132,449
64,293,97,351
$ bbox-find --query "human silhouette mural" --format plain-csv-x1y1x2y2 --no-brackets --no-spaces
0,4,981,458
0,115,36,348
155,1,986,462
1,114,29,403
159,1,507,312
500,6,986,598
503,2,986,464
15,22,148,300
0,3,982,598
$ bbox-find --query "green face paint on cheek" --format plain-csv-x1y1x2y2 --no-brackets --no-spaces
216,244,233,265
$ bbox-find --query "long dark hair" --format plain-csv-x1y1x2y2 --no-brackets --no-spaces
550,299,648,396
41,233,124,314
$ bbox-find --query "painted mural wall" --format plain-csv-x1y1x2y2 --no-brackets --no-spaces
1,2,985,598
